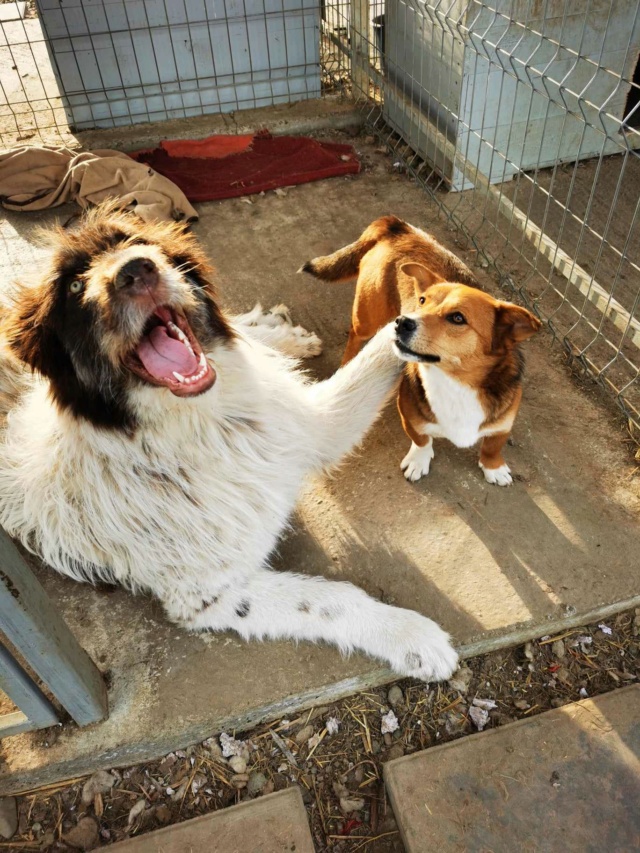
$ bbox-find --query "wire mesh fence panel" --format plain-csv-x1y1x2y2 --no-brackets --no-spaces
324,0,640,429
0,0,322,148
0,2,74,149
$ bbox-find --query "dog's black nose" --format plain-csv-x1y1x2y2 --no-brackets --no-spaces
395,316,417,335
115,258,159,291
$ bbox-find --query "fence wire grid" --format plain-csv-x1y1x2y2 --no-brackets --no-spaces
0,0,639,430
325,0,640,432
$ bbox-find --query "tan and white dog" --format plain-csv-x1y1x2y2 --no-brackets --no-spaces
302,216,541,486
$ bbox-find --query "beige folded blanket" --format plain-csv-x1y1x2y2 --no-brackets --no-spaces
0,146,199,223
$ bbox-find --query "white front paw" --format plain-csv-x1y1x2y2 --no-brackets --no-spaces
388,610,459,682
480,462,512,486
401,442,434,482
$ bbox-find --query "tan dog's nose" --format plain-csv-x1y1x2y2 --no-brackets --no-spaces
115,257,159,292
395,315,417,337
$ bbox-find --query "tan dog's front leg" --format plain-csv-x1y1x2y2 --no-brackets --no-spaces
479,432,512,486
342,324,368,365
398,374,434,481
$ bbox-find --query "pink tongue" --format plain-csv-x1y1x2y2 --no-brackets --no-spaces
136,325,198,379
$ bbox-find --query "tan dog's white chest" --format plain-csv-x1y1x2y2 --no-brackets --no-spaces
418,365,512,447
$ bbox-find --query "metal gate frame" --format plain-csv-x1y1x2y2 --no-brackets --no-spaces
0,528,107,738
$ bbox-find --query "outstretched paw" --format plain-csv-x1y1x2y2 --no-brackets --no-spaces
235,303,323,358
388,610,459,682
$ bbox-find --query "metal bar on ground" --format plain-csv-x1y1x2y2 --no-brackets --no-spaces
0,643,59,735
0,528,108,726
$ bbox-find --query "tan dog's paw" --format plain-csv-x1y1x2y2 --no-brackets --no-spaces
480,462,513,486
401,441,434,482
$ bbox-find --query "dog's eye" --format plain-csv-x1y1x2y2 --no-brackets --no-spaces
418,296,426,305
447,311,466,325
68,280,84,294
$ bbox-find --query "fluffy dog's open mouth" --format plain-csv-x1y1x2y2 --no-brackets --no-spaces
394,339,441,363
124,306,216,397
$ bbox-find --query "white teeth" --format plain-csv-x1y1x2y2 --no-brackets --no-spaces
171,356,208,386
167,321,194,355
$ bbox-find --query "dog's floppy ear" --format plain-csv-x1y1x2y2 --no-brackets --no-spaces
400,262,442,293
493,302,541,350
1,282,65,376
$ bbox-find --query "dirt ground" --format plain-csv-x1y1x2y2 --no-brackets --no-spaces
1,129,639,805
6,609,639,852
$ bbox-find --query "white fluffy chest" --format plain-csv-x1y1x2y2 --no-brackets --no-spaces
419,365,487,448
0,338,316,601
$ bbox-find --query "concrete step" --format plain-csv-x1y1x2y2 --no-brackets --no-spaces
107,787,314,853
385,685,640,853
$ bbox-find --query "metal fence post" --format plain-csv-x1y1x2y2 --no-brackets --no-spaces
0,529,108,727
350,0,370,95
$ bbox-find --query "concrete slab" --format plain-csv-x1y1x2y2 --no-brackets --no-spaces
105,788,314,853
0,3,26,23
385,685,640,853
0,136,639,793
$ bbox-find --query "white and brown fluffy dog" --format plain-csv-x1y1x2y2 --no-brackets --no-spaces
302,216,541,486
0,203,457,682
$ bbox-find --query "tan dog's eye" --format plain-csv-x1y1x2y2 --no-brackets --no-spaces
447,311,466,325
69,280,84,295
419,296,426,305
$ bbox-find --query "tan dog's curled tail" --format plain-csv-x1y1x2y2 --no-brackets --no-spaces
299,215,411,282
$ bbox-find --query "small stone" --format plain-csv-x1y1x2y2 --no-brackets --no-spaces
81,770,116,805
385,744,405,761
445,710,467,733
354,766,365,783
472,697,497,711
295,725,314,745
387,685,404,707
514,699,530,710
380,709,399,734
449,665,473,694
469,705,490,731
246,771,268,797
0,797,17,840
262,780,275,796
556,666,572,685
228,755,247,774
220,732,246,758
551,639,565,659
325,716,340,735
231,773,249,789
383,732,393,746
371,739,382,755
364,135,376,144
62,816,99,851
40,831,55,848
158,754,177,775
551,698,565,708
127,799,146,827
523,642,535,661
155,805,171,825
340,796,365,813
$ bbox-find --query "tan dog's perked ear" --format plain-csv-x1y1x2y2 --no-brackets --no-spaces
399,262,443,295
492,302,541,350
